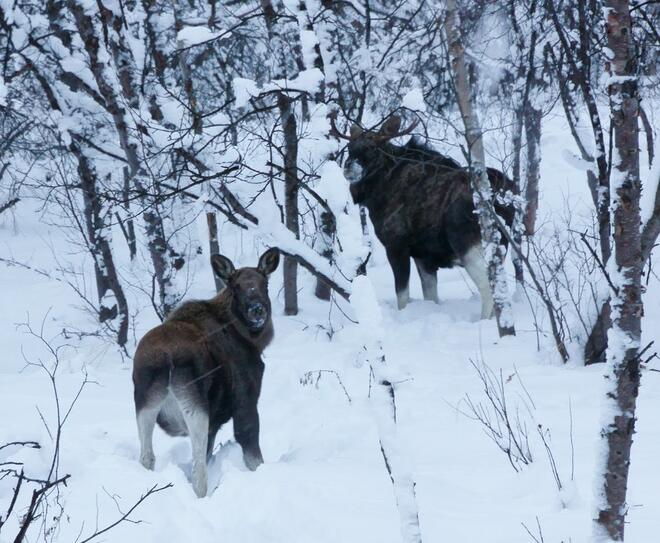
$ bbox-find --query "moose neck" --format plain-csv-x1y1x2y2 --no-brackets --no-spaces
209,289,274,353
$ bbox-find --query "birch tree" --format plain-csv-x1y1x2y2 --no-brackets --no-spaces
592,1,643,540
444,0,515,337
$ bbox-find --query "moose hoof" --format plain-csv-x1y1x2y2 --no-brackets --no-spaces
139,452,155,471
192,468,208,498
192,480,208,498
244,452,263,471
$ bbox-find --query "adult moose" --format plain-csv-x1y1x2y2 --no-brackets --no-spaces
132,248,280,497
340,115,516,317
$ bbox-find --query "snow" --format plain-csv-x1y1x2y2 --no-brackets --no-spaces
0,76,7,107
177,27,231,48
1,110,659,543
401,88,426,113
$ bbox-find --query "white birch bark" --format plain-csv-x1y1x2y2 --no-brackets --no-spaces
444,0,515,337
592,1,643,541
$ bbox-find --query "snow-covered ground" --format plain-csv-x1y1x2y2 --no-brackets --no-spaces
1,111,659,542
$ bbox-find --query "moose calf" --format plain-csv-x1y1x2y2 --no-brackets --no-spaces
132,248,280,497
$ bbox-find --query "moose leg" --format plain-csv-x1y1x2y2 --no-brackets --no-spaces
414,258,439,303
134,370,167,471
233,405,263,471
462,244,494,319
175,396,209,498
136,404,161,471
386,248,411,309
206,430,218,462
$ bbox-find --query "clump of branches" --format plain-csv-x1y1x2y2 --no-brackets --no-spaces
457,358,575,498
300,369,352,404
458,359,534,472
0,315,171,542
521,516,573,543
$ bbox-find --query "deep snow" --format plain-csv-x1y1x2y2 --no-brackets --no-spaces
1,110,659,543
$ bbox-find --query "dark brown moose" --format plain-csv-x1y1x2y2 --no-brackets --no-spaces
341,115,516,317
132,248,280,497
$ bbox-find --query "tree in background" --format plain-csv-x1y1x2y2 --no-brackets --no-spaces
444,0,516,337
592,1,645,540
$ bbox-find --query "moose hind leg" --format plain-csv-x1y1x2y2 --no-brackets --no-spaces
462,244,494,319
414,258,439,303
175,394,209,498
134,370,167,471
136,404,161,470
386,247,411,309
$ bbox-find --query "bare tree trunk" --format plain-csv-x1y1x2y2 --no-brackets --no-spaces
510,106,525,286
72,140,129,348
206,212,224,292
314,211,334,300
119,167,137,261
67,0,182,319
294,0,335,301
444,1,515,337
523,105,542,235
547,0,611,264
279,94,300,315
261,0,302,315
592,2,642,540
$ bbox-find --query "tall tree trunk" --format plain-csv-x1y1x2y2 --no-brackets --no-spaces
294,0,335,301
547,0,611,264
592,2,642,540
72,140,129,348
510,102,525,286
523,104,542,235
444,1,515,337
314,210,334,300
206,211,224,292
279,94,300,315
262,0,302,315
67,0,182,319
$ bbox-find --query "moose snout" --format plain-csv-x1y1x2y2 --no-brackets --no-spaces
343,159,364,184
247,302,266,321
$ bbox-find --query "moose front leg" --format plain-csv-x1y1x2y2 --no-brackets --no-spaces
386,247,411,309
233,405,263,471
414,258,439,303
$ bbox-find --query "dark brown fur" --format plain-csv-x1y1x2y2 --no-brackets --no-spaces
344,118,516,311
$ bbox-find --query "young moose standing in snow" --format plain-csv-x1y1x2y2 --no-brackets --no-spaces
132,248,280,497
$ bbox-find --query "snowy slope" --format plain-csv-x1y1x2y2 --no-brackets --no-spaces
1,111,659,543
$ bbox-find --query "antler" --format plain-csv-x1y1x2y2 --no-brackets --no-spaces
328,112,351,140
392,118,419,138
377,115,420,141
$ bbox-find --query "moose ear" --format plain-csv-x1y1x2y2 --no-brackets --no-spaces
378,115,402,138
258,247,280,276
211,254,235,282
350,123,363,139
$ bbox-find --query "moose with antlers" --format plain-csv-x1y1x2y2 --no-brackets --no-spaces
339,115,516,317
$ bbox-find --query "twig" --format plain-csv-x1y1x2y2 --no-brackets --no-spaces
576,230,619,295
0,197,20,215
77,484,173,543
300,370,352,404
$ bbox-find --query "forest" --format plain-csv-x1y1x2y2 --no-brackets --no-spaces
0,1,659,542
